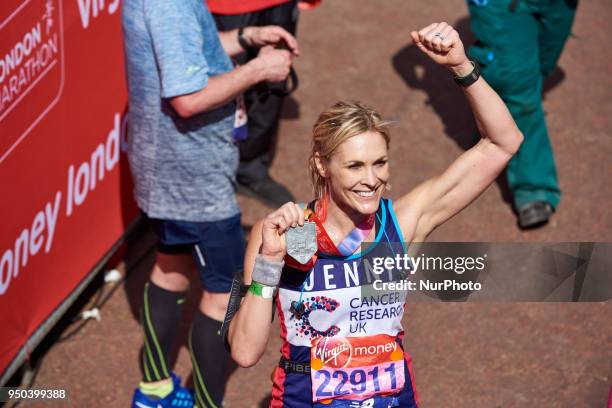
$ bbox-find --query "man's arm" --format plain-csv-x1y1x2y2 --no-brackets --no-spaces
170,47,291,118
218,29,245,58
218,26,299,58
144,1,295,119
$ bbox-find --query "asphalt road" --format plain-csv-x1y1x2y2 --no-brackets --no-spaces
24,1,611,407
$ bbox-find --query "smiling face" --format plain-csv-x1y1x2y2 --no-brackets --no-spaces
319,131,390,217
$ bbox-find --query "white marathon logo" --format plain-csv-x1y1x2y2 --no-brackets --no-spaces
0,0,64,164
0,112,127,296
77,0,120,29
349,399,375,408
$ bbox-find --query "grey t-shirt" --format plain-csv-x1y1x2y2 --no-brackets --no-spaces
122,0,240,222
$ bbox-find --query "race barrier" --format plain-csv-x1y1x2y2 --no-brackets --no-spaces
0,0,137,382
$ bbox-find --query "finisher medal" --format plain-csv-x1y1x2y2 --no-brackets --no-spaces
286,221,317,264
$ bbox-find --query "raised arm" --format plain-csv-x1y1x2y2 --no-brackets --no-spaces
395,22,523,241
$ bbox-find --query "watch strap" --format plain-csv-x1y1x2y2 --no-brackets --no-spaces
454,61,481,88
237,27,252,52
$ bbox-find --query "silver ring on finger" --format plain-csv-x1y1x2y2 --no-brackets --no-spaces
434,33,445,40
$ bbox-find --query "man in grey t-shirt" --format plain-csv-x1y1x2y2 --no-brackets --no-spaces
122,0,298,406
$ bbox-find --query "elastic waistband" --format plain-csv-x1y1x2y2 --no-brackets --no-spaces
279,355,310,375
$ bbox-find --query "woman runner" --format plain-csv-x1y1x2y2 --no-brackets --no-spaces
228,22,523,408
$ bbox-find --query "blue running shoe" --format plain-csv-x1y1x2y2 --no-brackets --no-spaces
131,373,194,408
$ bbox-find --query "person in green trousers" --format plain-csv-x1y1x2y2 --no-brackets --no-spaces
467,0,578,228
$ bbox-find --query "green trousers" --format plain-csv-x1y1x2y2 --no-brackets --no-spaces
468,0,577,210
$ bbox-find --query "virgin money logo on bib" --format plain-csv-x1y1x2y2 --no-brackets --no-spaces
312,337,353,369
0,0,64,163
312,334,404,370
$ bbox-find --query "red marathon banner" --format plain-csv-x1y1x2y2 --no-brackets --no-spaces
0,0,137,377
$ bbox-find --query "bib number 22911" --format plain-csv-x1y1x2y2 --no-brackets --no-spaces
315,362,402,398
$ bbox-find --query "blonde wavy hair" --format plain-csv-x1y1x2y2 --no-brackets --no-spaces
308,101,391,199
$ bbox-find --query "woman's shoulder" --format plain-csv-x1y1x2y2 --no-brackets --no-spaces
386,188,429,243
392,180,432,217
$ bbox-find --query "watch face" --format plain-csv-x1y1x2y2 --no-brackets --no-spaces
262,286,274,298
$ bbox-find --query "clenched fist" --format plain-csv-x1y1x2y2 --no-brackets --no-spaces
410,22,472,77
260,202,305,262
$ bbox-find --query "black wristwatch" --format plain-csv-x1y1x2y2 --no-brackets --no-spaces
237,27,253,52
454,61,481,88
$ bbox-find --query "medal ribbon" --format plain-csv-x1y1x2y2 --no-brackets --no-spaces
286,194,375,271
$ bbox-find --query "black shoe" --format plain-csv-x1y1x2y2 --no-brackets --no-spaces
517,201,554,229
236,175,295,208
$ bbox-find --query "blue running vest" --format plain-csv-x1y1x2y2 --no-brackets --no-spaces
270,199,419,408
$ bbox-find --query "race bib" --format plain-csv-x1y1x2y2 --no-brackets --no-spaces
310,334,405,403
232,94,248,141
